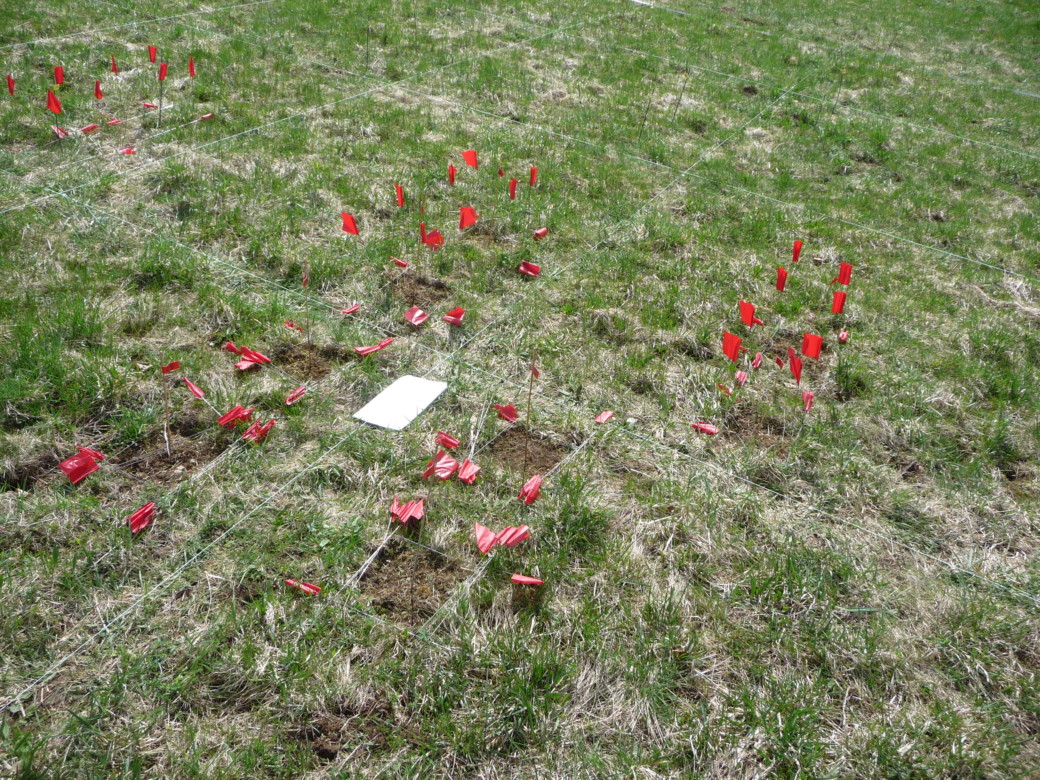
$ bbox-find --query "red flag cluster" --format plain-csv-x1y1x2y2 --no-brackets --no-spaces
474,522,531,555
242,419,275,442
354,337,394,357
218,405,254,428
224,342,271,371
518,474,542,504
389,495,425,525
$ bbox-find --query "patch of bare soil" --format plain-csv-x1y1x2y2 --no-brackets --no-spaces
0,450,61,491
292,698,392,760
273,341,352,380
390,271,451,310
112,415,226,485
360,539,466,627
488,427,570,474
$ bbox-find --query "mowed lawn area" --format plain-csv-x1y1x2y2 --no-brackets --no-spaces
0,0,1038,776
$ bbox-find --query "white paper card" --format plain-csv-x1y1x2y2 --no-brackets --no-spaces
353,375,448,430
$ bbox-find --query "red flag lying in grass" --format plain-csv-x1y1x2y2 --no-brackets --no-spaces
354,337,393,357
6,74,12,96
423,450,459,480
458,458,480,484
832,290,846,314
831,262,853,285
435,431,460,449
218,405,254,427
127,502,156,534
148,45,157,63
775,356,784,369
188,56,196,77
118,146,135,154
475,523,497,554
95,81,103,100
533,227,548,240
802,333,823,359
512,573,544,586
459,206,478,230
518,261,541,277
284,579,320,595
776,267,787,291
158,62,168,81
341,212,359,235
442,307,465,327
161,360,180,374
54,66,64,86
497,525,530,547
395,183,404,207
241,419,275,442
341,303,361,316
530,166,538,186
495,403,518,422
390,496,424,524
59,447,106,484
717,383,732,397
722,331,743,362
284,321,303,332
735,370,748,387
509,178,517,200
420,222,444,249
47,89,62,114
392,257,408,268
462,149,478,168
110,54,119,74
752,352,763,369
792,240,803,263
594,410,614,424
404,306,429,326
80,124,99,134
52,126,69,139
690,422,719,435
788,347,803,384
225,343,270,371
739,300,764,328
802,391,814,413
839,328,850,344
107,118,122,125
183,377,205,399
518,474,542,504
200,113,213,120
143,102,158,109
285,385,307,405
498,167,504,177
448,163,456,185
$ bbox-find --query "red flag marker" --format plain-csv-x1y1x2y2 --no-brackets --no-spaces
218,405,254,427
498,167,504,177
395,183,404,207
831,261,853,285
224,341,245,355
354,337,394,357
518,261,541,277
158,62,168,81
404,306,428,326
80,124,99,134
530,359,540,380
533,227,548,240
801,333,823,359
200,112,213,120
143,102,158,109
423,450,459,480
529,166,538,186
127,502,156,534
435,431,460,449
94,80,103,100
284,321,303,332
341,212,359,234
5,74,12,96
495,403,519,422
459,206,478,230
792,240,803,263
59,447,106,485
751,352,763,369
462,149,478,168
594,410,614,424
722,331,743,362
188,55,196,78
497,525,530,547
831,290,847,314
107,118,122,126
739,300,765,328
448,163,456,185
53,66,64,86
509,178,517,200
788,347,803,384
148,46,157,63
392,257,408,268
341,303,361,316
420,223,444,249
285,385,307,405
46,89,62,114
717,383,732,397
518,474,542,504
118,146,135,154
735,370,748,387
775,356,784,369
776,267,787,291
475,522,497,555
183,377,205,399
161,360,180,374
52,126,69,139
802,391,815,414
512,573,544,586
110,54,119,74
285,579,320,595
241,419,275,442
690,422,719,435
839,328,850,344
458,458,480,484
442,307,465,327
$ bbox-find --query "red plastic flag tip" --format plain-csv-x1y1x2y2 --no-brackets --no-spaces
594,410,614,424
148,45,157,63
54,66,64,86
188,55,196,78
509,177,517,200
690,422,720,435
518,474,542,504
241,419,275,443
392,257,408,268
421,223,444,249
739,300,765,328
127,501,156,534
218,405,254,428
494,403,519,422
81,123,99,135
394,183,404,208
341,303,361,316
5,74,13,96
475,522,497,555
462,149,478,168
423,450,459,481
803,391,815,414
831,261,853,286
284,320,303,332
751,352,763,369
717,383,733,397
161,360,180,374
839,328,850,344
458,457,480,484
353,337,394,357
533,227,548,240
497,525,530,548
404,306,429,326
94,80,103,100
722,331,744,362
735,370,748,387
110,54,119,74
442,307,465,327
530,360,540,379
158,62,168,81
518,261,541,277
801,333,823,359
143,102,158,109
831,290,847,314
459,206,478,230
52,126,69,139
183,377,205,399
498,167,504,177
46,89,62,115
285,385,307,406
788,348,803,385
448,163,456,185
107,118,122,125
529,166,538,187
776,266,788,292
341,212,359,235
285,579,320,595
512,573,544,586
389,495,402,519
118,146,135,154
200,112,214,120
435,431,460,449
405,497,425,522
224,341,244,355
59,448,104,484
792,240,803,263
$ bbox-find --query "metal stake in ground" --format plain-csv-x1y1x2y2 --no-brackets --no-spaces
161,362,171,457
671,63,689,123
522,349,538,480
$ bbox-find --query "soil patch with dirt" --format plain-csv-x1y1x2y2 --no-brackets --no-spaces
273,341,353,380
1,450,62,491
488,427,571,474
390,271,451,311
360,539,466,627
292,698,392,760
113,416,227,485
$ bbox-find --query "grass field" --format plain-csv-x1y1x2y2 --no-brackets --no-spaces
0,0,1038,776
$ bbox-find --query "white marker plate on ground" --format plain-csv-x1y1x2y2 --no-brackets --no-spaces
353,375,448,430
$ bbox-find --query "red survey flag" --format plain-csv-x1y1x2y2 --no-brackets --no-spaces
354,337,394,357
392,257,408,268
495,403,519,422
475,522,497,555
148,45,157,63
530,166,538,186
435,431,460,450
831,262,853,285
285,579,320,595
284,321,303,332
459,206,478,230
442,307,465,327
183,377,205,399
94,80,103,100
107,118,122,125
801,333,823,359
691,422,719,435
722,331,743,362
739,300,764,328
5,74,12,96
285,385,307,406
341,212,359,235
242,419,275,443
776,267,787,291
831,290,846,314
158,62,167,81
119,146,135,154
52,126,69,139
423,450,459,480
143,102,158,109
518,474,542,504
594,410,614,424
509,178,517,200
717,383,732,397
127,502,156,534
498,167,504,177
775,356,784,369
839,328,850,344
462,149,478,168
518,261,541,277
735,370,748,387
110,54,119,74
802,391,815,414
792,240,803,263
420,222,444,249
218,405,254,427
448,163,456,185
530,359,540,380
751,352,763,369
54,66,64,86
395,183,404,207
80,124,99,134
788,347,803,384
59,447,105,485
46,89,62,114
188,55,196,77
458,458,480,484
404,306,429,326
533,227,548,240
161,360,180,374
341,303,361,315
497,525,530,548
512,573,544,586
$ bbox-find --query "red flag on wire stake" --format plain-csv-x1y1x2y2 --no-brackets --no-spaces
462,149,478,168
831,262,853,285
518,474,542,504
161,360,180,374
341,303,361,316
158,62,168,81
110,54,119,74
739,300,764,328
458,458,480,484
148,46,157,62
52,126,69,139
442,307,465,327
595,410,614,424
776,267,787,291
802,391,815,414
512,574,544,586
107,118,122,126
475,523,497,555
404,306,428,326
509,178,517,200
518,261,541,277
54,66,64,86
390,496,425,525
831,290,846,314
495,403,519,422
188,56,196,77
533,227,548,240
459,206,478,230
341,212,359,234
242,419,275,443
498,167,504,177
285,385,307,406
395,183,404,207
801,333,823,359
392,257,408,268
423,450,459,480
218,405,254,427
6,74,12,96
722,331,743,362
530,166,538,186
788,348,803,384
80,124,98,135
435,431,460,449
59,447,105,485
354,337,394,357
448,163,456,185
285,579,320,595
690,422,719,435
497,525,530,547
839,328,850,344
94,80,103,100
183,377,205,399
735,370,748,387
127,502,156,534
752,352,763,369
46,89,62,114
792,240,803,263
